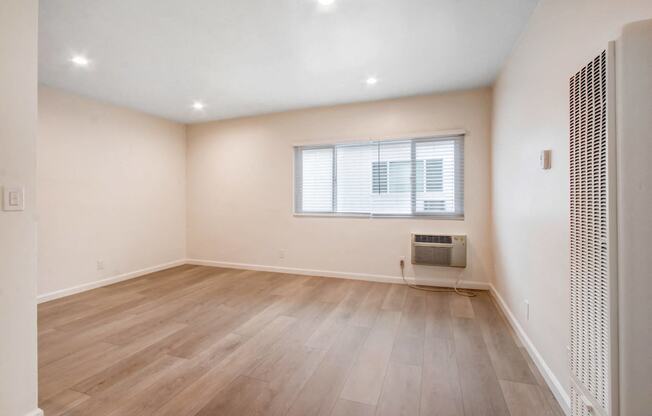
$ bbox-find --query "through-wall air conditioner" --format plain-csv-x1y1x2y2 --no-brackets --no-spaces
411,234,466,267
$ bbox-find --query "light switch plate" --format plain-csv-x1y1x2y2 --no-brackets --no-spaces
540,150,552,170
3,187,25,211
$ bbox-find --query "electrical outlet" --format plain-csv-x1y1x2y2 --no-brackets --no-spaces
399,256,406,267
97,260,104,271
524,299,530,321
279,250,285,259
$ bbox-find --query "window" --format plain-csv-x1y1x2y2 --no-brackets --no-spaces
373,159,443,194
294,135,464,218
423,200,446,212
425,159,444,192
372,161,388,193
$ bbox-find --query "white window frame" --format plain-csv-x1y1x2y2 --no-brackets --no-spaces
293,132,465,220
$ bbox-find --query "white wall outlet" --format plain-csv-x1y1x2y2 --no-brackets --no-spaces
279,249,285,259
524,299,530,320
96,260,104,271
2,186,25,211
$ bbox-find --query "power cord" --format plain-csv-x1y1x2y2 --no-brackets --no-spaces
399,259,476,297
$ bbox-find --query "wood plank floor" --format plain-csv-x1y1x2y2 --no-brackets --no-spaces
38,265,564,416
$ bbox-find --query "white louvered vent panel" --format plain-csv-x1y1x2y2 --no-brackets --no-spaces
569,50,611,415
571,385,593,416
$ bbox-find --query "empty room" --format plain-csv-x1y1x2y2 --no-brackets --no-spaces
1,0,651,415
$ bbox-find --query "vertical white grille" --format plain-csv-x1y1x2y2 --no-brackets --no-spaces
571,385,593,416
569,50,614,415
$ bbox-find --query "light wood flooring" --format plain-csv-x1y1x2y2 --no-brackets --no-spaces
38,265,564,416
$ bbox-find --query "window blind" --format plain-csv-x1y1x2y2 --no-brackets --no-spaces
294,135,464,218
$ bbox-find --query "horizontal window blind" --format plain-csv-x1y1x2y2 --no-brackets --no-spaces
294,135,464,218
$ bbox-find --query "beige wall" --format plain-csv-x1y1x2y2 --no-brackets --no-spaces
187,88,494,287
37,86,187,298
491,0,652,410
0,1,40,415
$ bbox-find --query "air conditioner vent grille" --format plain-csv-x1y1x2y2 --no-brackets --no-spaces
571,385,593,416
569,49,611,414
414,245,452,265
414,234,452,244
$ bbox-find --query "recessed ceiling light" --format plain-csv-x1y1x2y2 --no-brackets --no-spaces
70,55,90,67
366,77,379,86
192,101,205,110
318,0,335,5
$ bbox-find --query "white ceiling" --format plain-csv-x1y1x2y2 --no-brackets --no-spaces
39,0,539,123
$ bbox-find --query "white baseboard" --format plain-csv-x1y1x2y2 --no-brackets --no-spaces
37,259,186,303
25,409,43,416
186,259,490,290
489,284,570,415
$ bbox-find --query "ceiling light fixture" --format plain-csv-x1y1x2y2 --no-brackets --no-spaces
70,55,90,67
366,77,379,86
192,101,205,110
